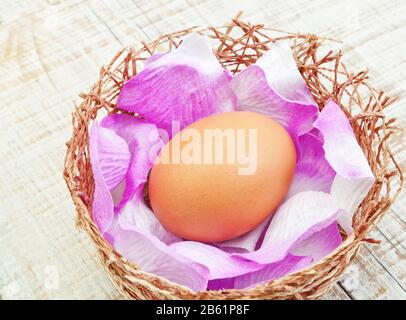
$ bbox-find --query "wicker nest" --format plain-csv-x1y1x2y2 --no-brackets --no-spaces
63,18,403,299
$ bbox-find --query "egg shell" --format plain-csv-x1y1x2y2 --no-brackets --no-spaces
148,111,296,242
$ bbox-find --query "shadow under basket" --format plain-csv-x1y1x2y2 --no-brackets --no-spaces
63,19,403,300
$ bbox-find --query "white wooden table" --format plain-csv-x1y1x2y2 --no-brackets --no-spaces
0,0,404,299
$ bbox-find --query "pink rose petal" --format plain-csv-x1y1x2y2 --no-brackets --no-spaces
170,241,262,280
256,41,316,106
208,254,312,290
117,33,236,136
207,278,235,290
307,127,324,142
233,254,313,290
89,122,130,232
93,125,131,191
230,40,318,141
290,222,342,262
217,216,270,252
119,198,180,245
314,100,373,179
144,53,165,66
101,114,163,212
287,133,336,197
236,191,340,264
314,100,375,233
111,180,126,206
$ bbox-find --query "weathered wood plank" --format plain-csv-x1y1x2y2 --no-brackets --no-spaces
322,284,352,300
338,245,405,300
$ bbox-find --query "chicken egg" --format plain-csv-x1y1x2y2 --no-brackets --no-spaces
148,111,296,242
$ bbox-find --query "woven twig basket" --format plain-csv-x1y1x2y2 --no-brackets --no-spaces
63,19,403,300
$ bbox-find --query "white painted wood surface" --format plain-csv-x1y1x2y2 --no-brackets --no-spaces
0,0,404,299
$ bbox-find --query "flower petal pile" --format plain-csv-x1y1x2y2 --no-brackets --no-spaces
89,34,375,291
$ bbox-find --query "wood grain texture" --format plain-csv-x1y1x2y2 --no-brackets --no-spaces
0,0,404,300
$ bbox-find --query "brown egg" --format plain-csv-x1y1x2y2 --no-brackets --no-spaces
148,111,296,242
